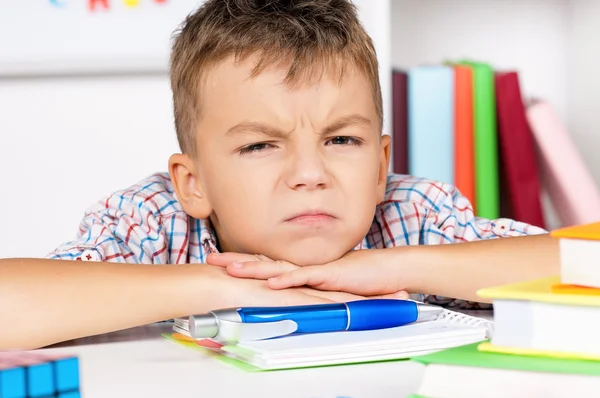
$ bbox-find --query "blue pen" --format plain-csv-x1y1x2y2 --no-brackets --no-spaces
187,299,443,343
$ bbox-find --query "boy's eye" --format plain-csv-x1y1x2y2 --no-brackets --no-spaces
239,142,274,155
325,136,362,146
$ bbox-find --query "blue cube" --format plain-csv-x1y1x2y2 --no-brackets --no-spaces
53,357,80,392
57,391,81,398
26,362,54,397
0,366,26,398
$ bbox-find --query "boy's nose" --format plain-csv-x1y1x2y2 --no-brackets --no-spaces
284,151,330,191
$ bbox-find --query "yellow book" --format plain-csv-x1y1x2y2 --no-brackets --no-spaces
478,341,600,361
477,275,600,306
478,276,600,359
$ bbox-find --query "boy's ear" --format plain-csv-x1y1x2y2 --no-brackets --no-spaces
377,134,392,203
168,154,213,219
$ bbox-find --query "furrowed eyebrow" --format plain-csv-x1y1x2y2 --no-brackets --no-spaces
322,114,372,136
225,114,372,138
225,122,290,139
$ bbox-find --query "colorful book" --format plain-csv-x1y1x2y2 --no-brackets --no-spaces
407,65,454,184
167,309,491,371
410,342,600,398
551,221,600,288
452,65,476,208
460,61,499,219
526,100,600,227
478,276,600,359
392,69,409,175
0,351,80,398
494,72,545,228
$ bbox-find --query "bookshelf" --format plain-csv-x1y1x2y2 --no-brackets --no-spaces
389,0,600,229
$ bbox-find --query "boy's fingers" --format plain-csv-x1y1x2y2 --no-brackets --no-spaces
226,261,298,279
267,267,327,290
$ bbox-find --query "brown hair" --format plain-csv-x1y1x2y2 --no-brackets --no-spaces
170,0,382,157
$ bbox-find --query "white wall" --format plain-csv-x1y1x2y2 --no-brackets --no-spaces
0,75,179,258
0,2,392,259
354,0,392,139
391,0,570,122
567,0,600,189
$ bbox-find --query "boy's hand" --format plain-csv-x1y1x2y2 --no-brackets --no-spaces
207,252,298,279
202,264,374,308
206,250,408,298
267,249,406,296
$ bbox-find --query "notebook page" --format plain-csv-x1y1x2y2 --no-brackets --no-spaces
247,338,487,370
237,317,490,355
239,332,486,362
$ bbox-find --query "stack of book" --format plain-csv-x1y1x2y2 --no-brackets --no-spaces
409,221,600,397
393,62,600,228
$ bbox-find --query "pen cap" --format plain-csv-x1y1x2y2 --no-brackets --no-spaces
189,314,218,339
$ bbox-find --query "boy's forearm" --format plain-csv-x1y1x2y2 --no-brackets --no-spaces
401,234,560,302
0,258,214,350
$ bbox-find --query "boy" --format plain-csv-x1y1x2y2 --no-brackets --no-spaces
0,0,558,350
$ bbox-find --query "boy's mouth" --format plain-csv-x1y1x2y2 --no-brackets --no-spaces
284,210,337,226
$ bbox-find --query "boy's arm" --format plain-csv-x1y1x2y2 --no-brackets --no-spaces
398,233,559,301
0,258,212,349
233,234,559,303
0,258,363,350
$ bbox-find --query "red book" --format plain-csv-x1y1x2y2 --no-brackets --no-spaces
495,72,545,228
392,70,409,174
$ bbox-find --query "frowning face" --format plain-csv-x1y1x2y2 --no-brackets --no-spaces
179,55,389,265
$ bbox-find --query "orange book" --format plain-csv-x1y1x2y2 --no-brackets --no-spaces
551,283,600,295
453,65,475,208
551,221,600,241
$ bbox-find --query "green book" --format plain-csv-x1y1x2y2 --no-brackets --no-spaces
459,61,499,220
412,343,600,376
408,343,600,397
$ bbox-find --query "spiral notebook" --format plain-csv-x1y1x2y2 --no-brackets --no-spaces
166,308,493,371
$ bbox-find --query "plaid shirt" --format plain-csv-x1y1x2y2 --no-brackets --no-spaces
47,172,546,308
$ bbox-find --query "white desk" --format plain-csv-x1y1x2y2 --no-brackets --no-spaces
46,339,424,398
41,324,422,397
43,311,493,398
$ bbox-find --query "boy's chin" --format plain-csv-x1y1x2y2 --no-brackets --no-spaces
277,244,353,267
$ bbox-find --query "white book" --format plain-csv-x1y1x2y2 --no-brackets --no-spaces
478,276,600,359
551,221,600,288
171,308,493,370
416,363,600,398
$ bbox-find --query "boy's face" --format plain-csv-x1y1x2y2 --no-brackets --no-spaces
171,56,390,266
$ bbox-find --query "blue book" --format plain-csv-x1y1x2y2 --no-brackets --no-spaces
408,66,454,184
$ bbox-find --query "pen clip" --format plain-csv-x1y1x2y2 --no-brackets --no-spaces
214,319,298,343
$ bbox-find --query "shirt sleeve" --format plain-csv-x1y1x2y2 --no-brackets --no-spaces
46,195,170,264
421,182,547,309
424,182,547,244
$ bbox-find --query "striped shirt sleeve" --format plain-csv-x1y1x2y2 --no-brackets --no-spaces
426,182,547,244
46,192,170,264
